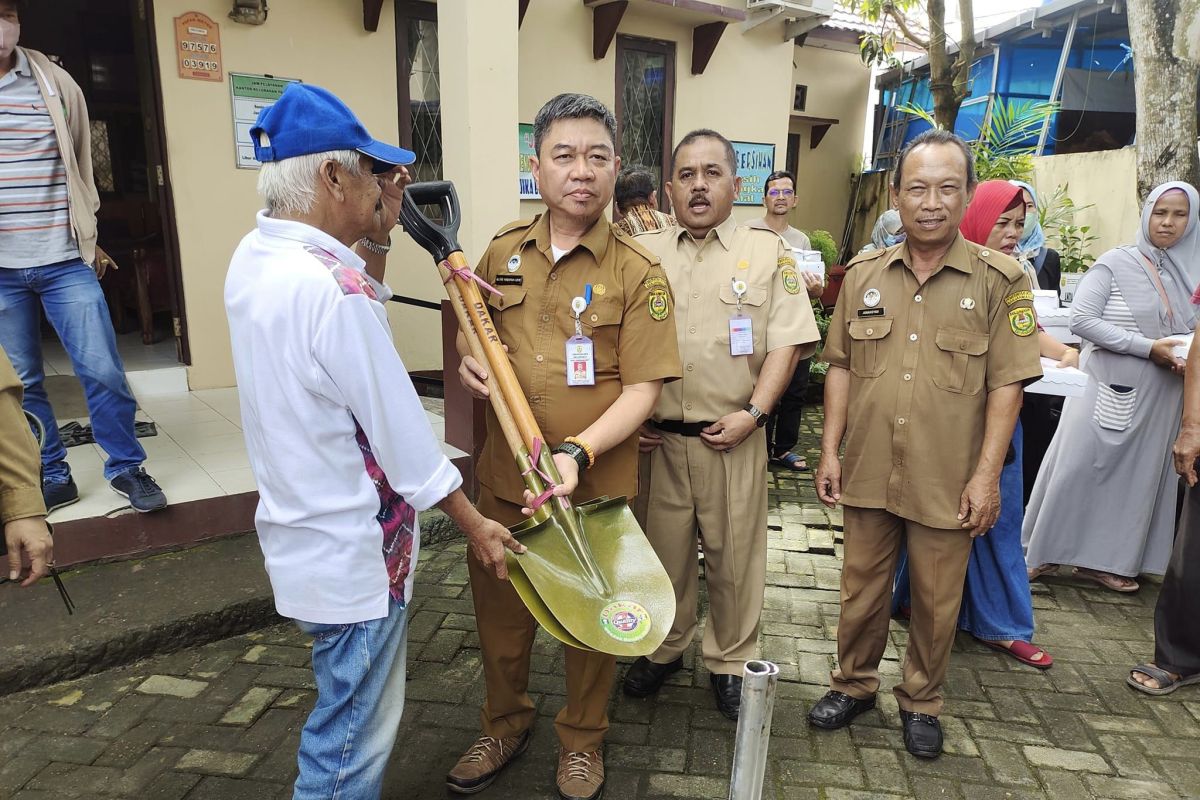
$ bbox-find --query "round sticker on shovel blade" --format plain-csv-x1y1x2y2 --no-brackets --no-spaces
600,600,651,643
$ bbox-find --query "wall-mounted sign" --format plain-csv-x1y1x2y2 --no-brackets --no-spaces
174,12,223,82
732,141,776,206
519,123,540,199
230,73,301,170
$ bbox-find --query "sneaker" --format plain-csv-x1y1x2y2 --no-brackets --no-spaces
42,478,79,513
109,467,167,513
556,748,604,800
446,729,532,794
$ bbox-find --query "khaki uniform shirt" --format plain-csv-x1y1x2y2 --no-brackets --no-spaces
637,216,820,423
476,213,682,506
823,234,1043,530
0,346,46,525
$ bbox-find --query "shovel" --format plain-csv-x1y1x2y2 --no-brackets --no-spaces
399,181,675,657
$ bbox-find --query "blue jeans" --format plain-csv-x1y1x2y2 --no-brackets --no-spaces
293,599,409,800
0,259,145,482
892,420,1036,642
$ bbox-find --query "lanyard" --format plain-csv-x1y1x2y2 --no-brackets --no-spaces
571,284,593,336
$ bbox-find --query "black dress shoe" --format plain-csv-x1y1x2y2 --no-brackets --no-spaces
710,674,742,720
623,656,683,698
901,712,943,758
807,691,877,730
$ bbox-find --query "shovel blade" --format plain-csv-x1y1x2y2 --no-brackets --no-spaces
507,496,676,657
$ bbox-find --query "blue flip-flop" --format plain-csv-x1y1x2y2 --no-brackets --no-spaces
772,452,809,471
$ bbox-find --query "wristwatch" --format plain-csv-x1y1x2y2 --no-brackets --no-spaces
743,402,768,427
552,441,590,472
358,235,392,255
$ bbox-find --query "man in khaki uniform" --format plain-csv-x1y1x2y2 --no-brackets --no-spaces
808,129,1042,759
624,129,820,720
448,94,681,800
1,344,53,585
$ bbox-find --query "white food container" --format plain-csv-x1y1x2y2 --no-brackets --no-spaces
792,248,825,280
1037,306,1079,344
1026,357,1088,397
1174,332,1194,361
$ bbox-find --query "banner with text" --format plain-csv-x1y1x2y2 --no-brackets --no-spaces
732,141,776,206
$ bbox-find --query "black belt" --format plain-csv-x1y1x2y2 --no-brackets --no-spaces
654,419,716,437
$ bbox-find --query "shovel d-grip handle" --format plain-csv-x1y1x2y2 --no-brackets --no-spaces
400,181,463,264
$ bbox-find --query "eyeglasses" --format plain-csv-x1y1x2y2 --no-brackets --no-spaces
766,188,794,198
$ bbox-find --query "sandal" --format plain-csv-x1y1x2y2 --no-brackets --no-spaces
1027,563,1059,582
1127,663,1200,695
772,452,808,471
1073,567,1139,593
979,639,1054,670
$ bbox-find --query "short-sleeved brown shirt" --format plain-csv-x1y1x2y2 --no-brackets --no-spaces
637,215,820,422
823,234,1042,530
475,213,683,506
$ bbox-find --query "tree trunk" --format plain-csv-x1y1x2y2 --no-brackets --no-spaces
926,0,957,129
926,0,975,131
1127,0,1200,202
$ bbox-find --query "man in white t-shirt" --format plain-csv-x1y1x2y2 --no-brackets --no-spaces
746,169,824,470
224,83,520,800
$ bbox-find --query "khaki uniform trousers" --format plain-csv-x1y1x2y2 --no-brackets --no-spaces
637,427,768,675
468,487,616,752
831,506,974,716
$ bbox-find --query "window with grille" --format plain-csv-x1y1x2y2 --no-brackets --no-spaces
396,1,441,184
90,120,115,193
616,36,675,208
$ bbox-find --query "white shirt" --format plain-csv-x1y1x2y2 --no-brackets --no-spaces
225,212,462,624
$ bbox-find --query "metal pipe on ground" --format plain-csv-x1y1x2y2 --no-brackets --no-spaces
728,660,780,800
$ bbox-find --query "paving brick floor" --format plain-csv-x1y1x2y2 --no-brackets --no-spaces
1,412,1198,799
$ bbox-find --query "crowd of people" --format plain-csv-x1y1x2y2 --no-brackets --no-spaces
0,11,1197,795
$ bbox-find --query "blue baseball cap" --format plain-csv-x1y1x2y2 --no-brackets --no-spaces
251,83,415,173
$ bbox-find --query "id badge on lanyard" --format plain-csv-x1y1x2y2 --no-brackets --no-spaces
566,286,596,386
729,279,754,357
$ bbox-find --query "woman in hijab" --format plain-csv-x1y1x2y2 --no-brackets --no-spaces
1024,182,1200,593
894,180,1068,669
859,209,904,253
1010,180,1061,294
1011,182,1067,503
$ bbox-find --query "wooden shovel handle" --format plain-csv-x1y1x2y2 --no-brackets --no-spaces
441,251,549,461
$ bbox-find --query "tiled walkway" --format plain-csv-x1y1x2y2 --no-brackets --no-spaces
2,412,1198,799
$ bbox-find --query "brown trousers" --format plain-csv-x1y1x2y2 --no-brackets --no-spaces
469,487,616,752
831,506,973,716
635,428,769,675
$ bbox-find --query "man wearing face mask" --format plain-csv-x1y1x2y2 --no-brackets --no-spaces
0,0,167,515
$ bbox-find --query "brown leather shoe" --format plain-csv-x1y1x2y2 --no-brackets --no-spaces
446,729,532,794
556,747,605,800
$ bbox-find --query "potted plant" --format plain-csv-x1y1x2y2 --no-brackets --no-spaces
1041,185,1099,303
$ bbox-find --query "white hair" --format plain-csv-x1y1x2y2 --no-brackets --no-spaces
256,149,366,216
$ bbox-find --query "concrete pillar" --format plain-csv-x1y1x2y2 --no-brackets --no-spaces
436,0,519,487
437,0,521,262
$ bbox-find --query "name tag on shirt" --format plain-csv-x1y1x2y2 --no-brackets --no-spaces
857,307,886,318
495,274,523,285
729,315,754,356
566,335,595,386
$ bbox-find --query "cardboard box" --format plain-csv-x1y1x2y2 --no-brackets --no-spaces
1026,357,1088,397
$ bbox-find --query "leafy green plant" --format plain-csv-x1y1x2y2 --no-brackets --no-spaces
806,229,840,267
1039,185,1099,273
897,99,1058,182
809,298,832,379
